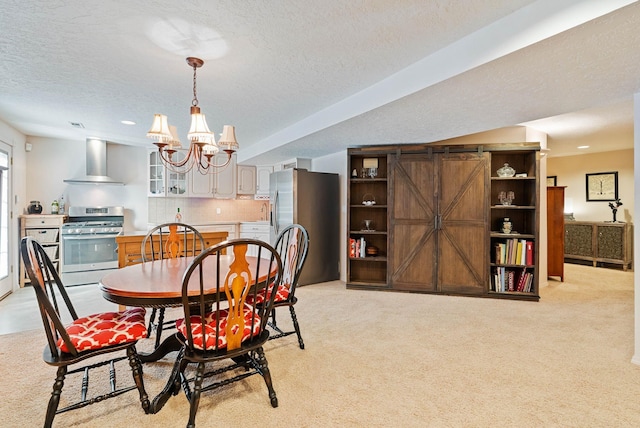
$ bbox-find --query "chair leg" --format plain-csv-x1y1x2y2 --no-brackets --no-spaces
155,308,166,349
270,308,277,327
44,366,66,428
255,346,278,408
187,362,206,428
127,345,150,414
147,308,157,339
289,306,305,350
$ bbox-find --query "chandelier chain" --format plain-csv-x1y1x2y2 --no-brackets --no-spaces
192,63,198,107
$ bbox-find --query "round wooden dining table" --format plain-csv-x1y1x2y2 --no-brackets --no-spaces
100,254,274,362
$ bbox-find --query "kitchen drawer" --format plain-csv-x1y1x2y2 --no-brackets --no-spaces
22,215,65,228
26,228,59,244
239,222,270,234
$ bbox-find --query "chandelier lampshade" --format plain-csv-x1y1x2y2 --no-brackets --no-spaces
218,125,239,153
146,57,237,174
147,114,172,143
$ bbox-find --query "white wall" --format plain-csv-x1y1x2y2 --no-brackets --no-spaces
547,149,634,223
312,150,347,281
25,137,148,231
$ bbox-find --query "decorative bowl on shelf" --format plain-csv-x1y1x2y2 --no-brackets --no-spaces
362,193,376,206
366,246,379,256
496,163,516,177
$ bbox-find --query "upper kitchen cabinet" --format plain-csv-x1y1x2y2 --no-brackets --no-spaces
148,150,237,199
213,153,237,199
148,150,165,196
237,165,257,195
256,165,273,197
190,154,237,198
148,150,187,197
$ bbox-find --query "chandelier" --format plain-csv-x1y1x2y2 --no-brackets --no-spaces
146,57,238,174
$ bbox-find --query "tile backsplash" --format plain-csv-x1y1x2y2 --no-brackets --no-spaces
148,197,269,226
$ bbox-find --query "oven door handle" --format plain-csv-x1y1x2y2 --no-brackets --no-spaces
62,234,121,240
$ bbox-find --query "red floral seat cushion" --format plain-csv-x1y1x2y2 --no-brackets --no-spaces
57,307,147,353
245,283,290,305
175,308,261,351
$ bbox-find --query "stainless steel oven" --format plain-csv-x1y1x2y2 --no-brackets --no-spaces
61,206,124,286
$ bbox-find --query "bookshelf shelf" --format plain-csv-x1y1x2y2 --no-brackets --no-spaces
347,150,389,287
490,149,540,300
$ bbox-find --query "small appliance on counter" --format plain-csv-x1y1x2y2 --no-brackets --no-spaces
27,201,43,214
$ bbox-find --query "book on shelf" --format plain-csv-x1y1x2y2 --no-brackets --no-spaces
526,240,534,265
349,237,367,258
495,238,533,266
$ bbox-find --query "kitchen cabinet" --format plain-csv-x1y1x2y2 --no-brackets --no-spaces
213,153,237,199
148,150,237,199
147,150,187,197
256,165,273,196
547,186,566,281
19,214,66,287
564,221,633,270
237,165,256,195
115,230,229,268
276,157,311,171
239,222,271,256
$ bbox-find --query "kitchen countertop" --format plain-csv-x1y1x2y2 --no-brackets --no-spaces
123,221,268,236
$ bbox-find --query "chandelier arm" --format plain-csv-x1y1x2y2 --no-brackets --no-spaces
196,152,233,175
158,144,200,174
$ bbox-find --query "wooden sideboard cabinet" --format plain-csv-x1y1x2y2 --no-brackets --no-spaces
564,221,633,271
115,231,228,268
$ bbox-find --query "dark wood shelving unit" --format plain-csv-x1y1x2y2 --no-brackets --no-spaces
347,143,540,301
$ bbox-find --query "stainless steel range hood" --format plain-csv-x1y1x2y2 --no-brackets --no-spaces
64,139,124,185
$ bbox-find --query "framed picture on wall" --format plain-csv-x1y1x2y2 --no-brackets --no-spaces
586,171,618,201
546,176,557,186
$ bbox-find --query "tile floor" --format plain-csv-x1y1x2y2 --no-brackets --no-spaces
0,283,118,335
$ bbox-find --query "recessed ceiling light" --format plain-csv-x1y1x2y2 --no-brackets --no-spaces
577,145,590,149
121,120,136,125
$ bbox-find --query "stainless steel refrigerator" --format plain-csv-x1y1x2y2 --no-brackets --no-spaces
270,168,339,285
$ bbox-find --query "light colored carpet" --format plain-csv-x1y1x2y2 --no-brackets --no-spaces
1,264,639,427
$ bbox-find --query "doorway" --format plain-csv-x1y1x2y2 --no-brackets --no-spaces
0,140,11,299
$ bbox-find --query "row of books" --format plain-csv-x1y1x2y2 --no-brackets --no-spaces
349,237,367,258
494,238,533,265
493,267,534,293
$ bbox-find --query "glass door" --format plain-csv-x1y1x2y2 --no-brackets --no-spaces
0,140,12,299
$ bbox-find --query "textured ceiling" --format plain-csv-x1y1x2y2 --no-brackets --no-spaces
0,0,637,165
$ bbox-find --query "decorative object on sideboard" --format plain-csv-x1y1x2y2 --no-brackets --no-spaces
146,57,238,175
498,191,515,206
28,201,43,214
586,171,618,201
496,163,516,177
546,176,557,186
608,198,623,222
